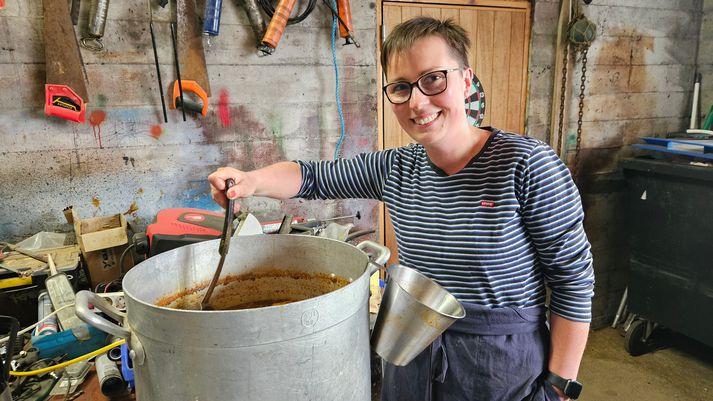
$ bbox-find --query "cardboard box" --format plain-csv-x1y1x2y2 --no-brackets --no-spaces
64,207,131,286
82,244,132,287
67,209,128,253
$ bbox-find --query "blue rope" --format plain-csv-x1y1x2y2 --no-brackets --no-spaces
331,0,345,160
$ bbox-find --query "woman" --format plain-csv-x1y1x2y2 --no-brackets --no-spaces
209,17,594,401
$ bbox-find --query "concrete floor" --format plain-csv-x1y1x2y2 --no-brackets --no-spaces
579,327,713,400
370,325,713,400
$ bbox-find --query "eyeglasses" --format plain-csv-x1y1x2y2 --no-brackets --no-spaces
383,68,461,104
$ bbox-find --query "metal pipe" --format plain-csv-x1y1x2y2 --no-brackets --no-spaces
87,0,110,37
243,0,267,47
150,21,168,123
170,22,187,122
96,353,125,397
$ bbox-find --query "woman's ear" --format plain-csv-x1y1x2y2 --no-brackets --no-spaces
462,67,474,98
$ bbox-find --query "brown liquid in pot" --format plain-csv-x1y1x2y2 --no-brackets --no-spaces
155,269,352,311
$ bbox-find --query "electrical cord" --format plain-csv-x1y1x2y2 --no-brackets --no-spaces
257,0,316,25
9,339,126,376
118,243,135,275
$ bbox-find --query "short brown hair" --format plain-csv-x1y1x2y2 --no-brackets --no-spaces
381,17,471,79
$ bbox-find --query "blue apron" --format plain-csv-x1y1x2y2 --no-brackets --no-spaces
381,303,561,401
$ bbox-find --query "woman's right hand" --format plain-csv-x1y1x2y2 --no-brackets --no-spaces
208,167,257,211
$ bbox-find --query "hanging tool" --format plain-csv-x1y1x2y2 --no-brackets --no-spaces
203,0,223,36
172,0,211,116
149,1,168,123
321,0,359,47
70,0,81,25
170,22,187,121
200,179,235,310
43,0,90,123
258,0,297,55
173,80,208,115
81,0,110,51
242,0,267,47
257,0,315,25
336,0,357,46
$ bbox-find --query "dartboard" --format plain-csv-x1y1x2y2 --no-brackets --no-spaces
465,75,486,127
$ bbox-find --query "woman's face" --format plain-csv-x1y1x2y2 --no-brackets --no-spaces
386,36,472,148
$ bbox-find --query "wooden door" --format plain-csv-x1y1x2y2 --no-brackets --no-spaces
377,0,532,266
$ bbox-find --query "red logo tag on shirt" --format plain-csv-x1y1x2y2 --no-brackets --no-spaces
481,200,495,207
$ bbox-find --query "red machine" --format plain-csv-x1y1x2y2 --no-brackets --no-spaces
144,208,225,256
138,208,305,257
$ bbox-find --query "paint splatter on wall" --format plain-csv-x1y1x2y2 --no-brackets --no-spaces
89,110,107,148
0,2,379,242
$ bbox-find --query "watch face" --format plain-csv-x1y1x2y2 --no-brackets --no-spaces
564,380,583,399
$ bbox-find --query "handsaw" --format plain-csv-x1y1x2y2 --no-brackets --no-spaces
43,0,90,122
175,0,211,103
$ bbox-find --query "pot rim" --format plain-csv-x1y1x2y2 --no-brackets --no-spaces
122,235,373,314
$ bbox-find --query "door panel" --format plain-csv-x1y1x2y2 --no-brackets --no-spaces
378,1,531,265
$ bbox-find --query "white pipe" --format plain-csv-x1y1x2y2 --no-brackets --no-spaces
690,81,700,129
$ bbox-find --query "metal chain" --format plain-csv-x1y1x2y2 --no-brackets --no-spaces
556,43,569,158
572,45,588,182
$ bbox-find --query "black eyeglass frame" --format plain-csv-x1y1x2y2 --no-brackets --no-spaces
383,68,462,105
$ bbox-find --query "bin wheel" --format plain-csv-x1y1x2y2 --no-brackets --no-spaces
625,319,650,356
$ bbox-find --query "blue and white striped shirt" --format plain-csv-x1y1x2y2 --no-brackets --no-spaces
296,129,595,322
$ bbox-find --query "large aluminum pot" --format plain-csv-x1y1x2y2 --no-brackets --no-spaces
76,235,389,401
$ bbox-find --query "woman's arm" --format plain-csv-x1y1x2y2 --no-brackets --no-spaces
208,161,302,209
548,314,590,400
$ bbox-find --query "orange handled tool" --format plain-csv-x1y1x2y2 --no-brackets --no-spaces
172,80,209,116
321,0,359,47
258,0,296,55
45,85,86,123
336,0,353,42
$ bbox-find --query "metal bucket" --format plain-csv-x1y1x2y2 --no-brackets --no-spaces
76,235,389,401
371,265,465,366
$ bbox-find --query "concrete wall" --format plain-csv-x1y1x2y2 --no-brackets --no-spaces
0,0,379,241
527,0,703,328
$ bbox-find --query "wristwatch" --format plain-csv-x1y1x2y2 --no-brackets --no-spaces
545,371,583,400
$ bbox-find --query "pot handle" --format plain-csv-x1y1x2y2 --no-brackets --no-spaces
356,240,391,275
75,290,131,339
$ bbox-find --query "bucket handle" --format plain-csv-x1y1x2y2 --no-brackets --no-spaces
356,240,390,275
75,290,131,339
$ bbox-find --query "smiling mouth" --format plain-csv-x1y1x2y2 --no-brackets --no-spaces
414,112,440,125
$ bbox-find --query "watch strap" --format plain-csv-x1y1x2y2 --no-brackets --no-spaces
545,371,567,389
545,371,582,400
